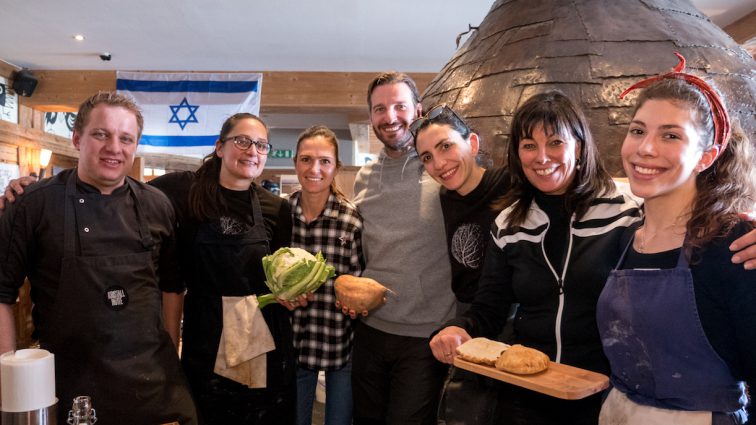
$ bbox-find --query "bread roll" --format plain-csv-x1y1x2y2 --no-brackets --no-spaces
495,344,549,375
455,337,511,366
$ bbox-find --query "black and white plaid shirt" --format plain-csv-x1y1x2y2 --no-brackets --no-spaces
289,191,365,370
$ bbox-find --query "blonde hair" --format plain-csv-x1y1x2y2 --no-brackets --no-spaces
74,91,144,139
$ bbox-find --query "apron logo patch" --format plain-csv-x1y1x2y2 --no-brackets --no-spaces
104,285,129,311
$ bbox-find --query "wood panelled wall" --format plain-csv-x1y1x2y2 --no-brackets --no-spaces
724,9,756,45
20,71,435,115
724,9,756,58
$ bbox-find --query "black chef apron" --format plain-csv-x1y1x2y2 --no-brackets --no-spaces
180,186,296,425
43,172,197,425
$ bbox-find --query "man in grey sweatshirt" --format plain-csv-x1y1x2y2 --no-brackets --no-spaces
351,72,456,425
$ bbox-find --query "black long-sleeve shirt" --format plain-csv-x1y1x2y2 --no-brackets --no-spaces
439,167,510,303
148,171,292,265
0,169,181,333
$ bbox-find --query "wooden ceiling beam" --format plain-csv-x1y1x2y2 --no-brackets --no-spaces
18,70,435,114
724,9,756,44
0,60,21,79
0,119,80,158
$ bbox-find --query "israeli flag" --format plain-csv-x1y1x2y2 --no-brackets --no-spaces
116,72,262,157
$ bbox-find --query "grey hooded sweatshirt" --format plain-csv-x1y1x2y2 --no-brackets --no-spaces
353,149,456,338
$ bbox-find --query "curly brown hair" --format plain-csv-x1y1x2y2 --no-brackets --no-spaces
633,79,756,254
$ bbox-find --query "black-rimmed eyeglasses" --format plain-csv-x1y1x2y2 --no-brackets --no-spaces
409,104,468,139
223,135,273,155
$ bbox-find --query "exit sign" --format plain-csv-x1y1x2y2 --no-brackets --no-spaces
270,149,293,159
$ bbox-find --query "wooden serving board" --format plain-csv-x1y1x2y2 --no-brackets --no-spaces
453,357,609,400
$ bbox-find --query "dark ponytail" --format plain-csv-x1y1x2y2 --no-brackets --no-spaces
189,113,268,220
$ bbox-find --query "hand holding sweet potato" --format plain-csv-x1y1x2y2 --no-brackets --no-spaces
334,275,389,318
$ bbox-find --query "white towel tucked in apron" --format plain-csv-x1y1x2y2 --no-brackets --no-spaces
214,295,275,388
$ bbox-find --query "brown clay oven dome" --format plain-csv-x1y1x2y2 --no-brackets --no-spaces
421,0,756,174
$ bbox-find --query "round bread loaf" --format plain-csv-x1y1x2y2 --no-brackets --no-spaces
494,344,549,375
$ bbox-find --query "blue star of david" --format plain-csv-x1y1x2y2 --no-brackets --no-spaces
168,97,199,130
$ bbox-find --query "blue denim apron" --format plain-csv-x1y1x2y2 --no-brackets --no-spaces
596,236,748,424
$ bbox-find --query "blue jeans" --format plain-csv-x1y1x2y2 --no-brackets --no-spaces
297,362,353,425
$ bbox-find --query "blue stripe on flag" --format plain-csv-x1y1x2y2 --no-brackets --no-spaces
140,135,218,147
116,79,258,93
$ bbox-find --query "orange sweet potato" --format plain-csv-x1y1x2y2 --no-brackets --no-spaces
334,275,388,312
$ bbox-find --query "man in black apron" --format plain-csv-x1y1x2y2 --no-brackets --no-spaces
0,92,197,424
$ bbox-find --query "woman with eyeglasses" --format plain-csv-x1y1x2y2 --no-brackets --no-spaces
150,112,296,425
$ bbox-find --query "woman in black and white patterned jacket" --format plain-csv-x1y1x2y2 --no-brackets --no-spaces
428,92,641,424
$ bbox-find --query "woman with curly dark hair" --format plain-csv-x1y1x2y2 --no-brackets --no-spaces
429,91,642,424
597,56,756,425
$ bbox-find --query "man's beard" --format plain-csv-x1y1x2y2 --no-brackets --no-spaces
374,125,413,156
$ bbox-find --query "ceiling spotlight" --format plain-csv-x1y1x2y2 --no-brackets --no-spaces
99,52,112,61
73,34,85,41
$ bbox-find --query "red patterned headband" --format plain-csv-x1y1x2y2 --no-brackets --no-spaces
619,52,731,154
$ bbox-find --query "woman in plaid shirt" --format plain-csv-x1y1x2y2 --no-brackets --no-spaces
288,125,365,425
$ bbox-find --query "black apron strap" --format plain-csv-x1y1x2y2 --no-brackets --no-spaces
248,185,267,239
125,178,155,250
676,234,691,269
614,232,636,270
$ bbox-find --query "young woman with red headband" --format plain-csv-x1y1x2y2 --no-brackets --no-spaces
597,57,756,424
